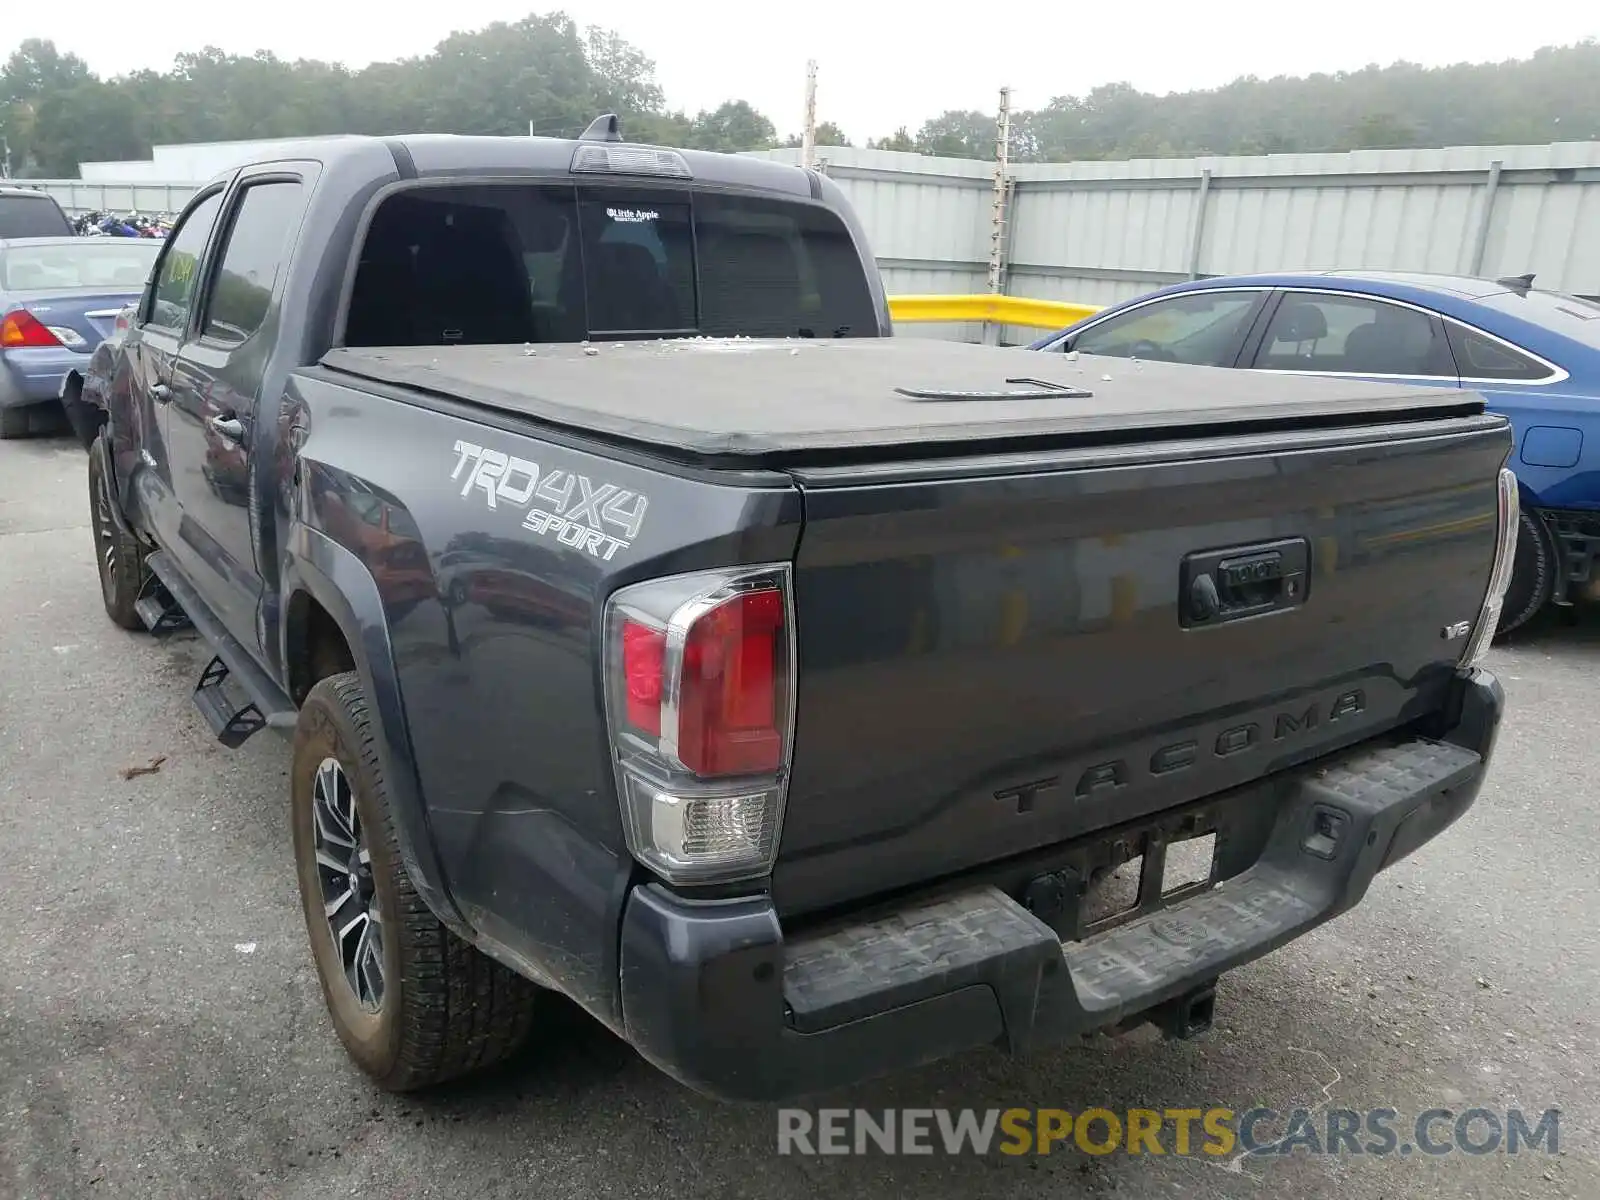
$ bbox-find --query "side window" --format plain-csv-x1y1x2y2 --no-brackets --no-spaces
1258,294,1448,377
201,181,308,345
1445,324,1554,382
147,191,225,331
1072,291,1262,367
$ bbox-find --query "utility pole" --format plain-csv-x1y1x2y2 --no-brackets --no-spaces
801,60,818,169
987,86,1012,296
984,86,1013,345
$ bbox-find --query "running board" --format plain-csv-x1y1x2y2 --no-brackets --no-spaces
134,574,193,637
145,552,297,747
194,656,268,749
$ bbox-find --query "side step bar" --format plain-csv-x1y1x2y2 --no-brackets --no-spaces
134,575,193,637
145,551,298,748
194,656,269,749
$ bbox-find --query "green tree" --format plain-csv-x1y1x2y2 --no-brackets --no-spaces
815,120,850,147
1,39,94,174
867,126,917,152
1350,111,1420,148
583,25,664,117
686,100,776,152
414,15,594,137
1,39,91,104
30,80,142,175
915,110,993,158
782,120,851,148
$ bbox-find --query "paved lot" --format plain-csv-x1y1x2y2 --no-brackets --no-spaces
1,433,1596,1199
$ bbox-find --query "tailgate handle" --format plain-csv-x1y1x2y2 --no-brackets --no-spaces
1180,538,1310,627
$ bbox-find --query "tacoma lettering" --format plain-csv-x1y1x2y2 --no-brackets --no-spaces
1018,690,1369,807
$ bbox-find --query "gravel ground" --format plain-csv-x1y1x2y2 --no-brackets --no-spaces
1,433,1595,1200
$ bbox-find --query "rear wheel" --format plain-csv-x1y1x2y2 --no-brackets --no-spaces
291,672,542,1090
1497,506,1555,637
87,437,148,631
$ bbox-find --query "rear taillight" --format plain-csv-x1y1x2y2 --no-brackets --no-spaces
0,309,62,348
604,563,795,883
1460,468,1520,669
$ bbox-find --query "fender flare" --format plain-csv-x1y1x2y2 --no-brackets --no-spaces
61,370,106,452
281,523,469,936
89,432,139,542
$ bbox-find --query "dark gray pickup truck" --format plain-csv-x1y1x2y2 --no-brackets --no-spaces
86,119,1516,1102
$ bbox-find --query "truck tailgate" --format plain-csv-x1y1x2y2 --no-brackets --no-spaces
774,413,1509,916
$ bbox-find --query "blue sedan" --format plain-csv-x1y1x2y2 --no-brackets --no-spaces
1029,271,1600,633
0,236,161,438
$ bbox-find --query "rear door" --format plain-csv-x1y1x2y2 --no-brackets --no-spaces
1244,288,1462,390
165,167,312,647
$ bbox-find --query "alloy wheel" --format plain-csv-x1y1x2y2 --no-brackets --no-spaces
311,756,385,1013
94,485,118,596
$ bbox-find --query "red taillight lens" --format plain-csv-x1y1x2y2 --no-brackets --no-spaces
0,309,61,348
605,564,794,882
676,588,785,776
622,620,665,736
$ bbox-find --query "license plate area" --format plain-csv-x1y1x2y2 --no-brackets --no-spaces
1077,829,1220,935
1003,784,1281,944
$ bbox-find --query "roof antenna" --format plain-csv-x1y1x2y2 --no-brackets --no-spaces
580,114,623,143
1496,272,1536,291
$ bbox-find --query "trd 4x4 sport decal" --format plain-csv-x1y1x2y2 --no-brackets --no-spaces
450,439,649,561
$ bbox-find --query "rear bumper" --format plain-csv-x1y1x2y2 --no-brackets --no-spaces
0,347,87,408
617,669,1503,1102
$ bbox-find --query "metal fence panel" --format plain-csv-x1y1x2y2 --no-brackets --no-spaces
20,180,200,216
763,142,1600,318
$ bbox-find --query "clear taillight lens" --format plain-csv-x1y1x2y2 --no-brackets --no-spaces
604,563,795,883
1461,468,1520,669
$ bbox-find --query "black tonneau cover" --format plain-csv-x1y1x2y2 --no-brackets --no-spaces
320,338,1483,465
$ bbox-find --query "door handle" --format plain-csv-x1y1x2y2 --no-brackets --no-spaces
150,382,171,403
209,415,245,442
1179,538,1310,628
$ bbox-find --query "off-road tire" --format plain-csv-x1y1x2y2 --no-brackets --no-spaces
87,436,149,631
291,671,541,1090
1497,506,1555,637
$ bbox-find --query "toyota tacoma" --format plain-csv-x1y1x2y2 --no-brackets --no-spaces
86,119,1514,1102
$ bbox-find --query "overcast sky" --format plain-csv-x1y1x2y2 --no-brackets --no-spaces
8,1,1598,140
